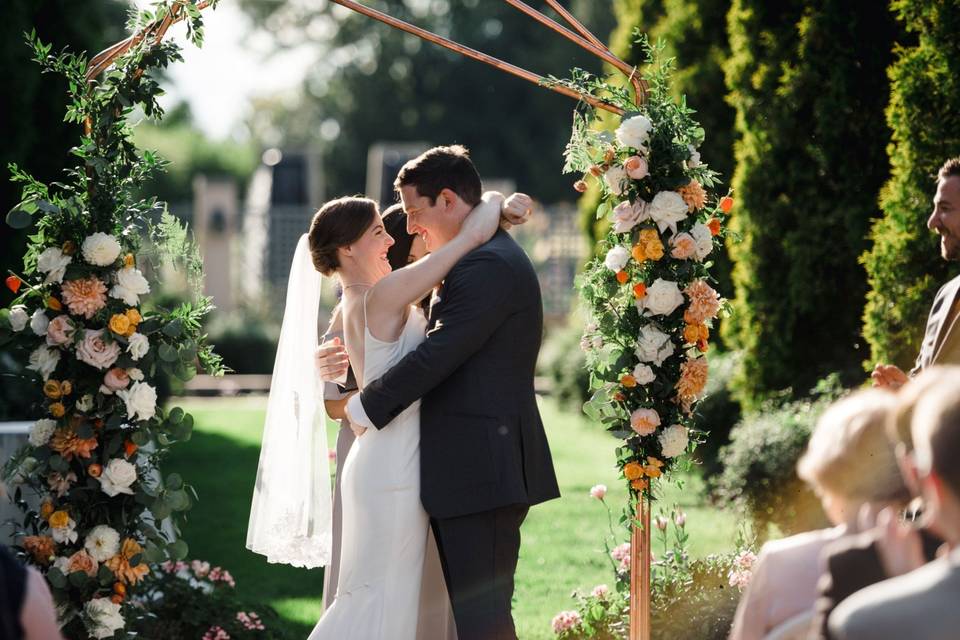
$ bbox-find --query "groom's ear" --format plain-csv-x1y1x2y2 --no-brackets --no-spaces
437,188,460,212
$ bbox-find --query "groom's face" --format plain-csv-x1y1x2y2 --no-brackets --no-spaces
399,185,457,252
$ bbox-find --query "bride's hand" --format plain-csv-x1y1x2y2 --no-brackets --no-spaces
460,191,505,246
500,193,533,230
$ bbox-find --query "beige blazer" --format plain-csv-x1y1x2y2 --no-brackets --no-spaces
912,274,960,374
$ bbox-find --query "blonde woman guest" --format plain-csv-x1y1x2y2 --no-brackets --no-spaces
729,389,911,640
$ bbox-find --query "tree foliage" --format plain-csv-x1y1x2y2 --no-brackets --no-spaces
722,0,897,406
862,0,960,370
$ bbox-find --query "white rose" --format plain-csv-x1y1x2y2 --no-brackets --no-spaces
127,368,144,381
648,191,689,235
603,245,631,273
686,144,701,169
637,278,685,317
634,325,675,367
632,364,656,386
604,165,629,197
690,223,713,261
109,267,150,306
81,233,122,266
52,556,71,574
117,381,157,422
126,333,149,361
30,309,49,337
27,346,60,380
8,305,29,332
51,517,78,544
616,114,653,151
659,424,689,458
36,247,72,284
610,200,650,234
98,458,137,497
84,525,120,563
76,394,94,412
29,419,57,447
84,597,125,640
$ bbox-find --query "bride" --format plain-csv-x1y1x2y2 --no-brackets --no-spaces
248,190,521,639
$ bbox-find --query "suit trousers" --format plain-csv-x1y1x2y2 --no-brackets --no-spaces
431,504,529,640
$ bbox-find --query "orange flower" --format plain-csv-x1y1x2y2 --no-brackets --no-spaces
88,464,103,478
60,380,72,396
624,462,644,480
40,500,55,521
707,218,722,236
46,297,63,311
111,594,124,605
113,582,126,596
48,510,70,529
5,275,21,293
22,536,55,565
683,323,709,345
621,374,637,388
631,478,649,491
43,380,62,400
125,308,142,325
106,538,149,585
697,339,709,353
589,165,604,177
616,270,629,285
574,180,588,193
50,427,99,461
123,254,135,268
123,440,138,458
61,241,77,255
631,244,646,263
108,313,132,337
677,357,709,405
633,283,647,299
684,280,721,324
49,402,65,418
61,277,108,319
613,392,626,402
637,229,664,261
720,196,734,214
642,463,662,479
678,179,707,212
604,147,616,164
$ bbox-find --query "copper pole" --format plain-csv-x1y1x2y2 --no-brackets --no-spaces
629,490,651,640
501,0,647,105
542,0,608,51
328,0,624,115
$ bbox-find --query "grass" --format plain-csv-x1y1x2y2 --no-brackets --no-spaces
163,395,739,639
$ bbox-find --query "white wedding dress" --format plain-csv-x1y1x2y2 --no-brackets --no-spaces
308,304,430,640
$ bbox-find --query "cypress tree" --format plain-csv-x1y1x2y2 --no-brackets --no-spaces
862,0,960,370
722,0,897,406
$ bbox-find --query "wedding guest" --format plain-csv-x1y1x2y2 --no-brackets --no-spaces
729,389,910,640
873,157,960,389
810,369,947,639
829,366,960,639
0,544,63,640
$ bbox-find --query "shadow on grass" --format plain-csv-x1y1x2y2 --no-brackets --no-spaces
163,429,324,639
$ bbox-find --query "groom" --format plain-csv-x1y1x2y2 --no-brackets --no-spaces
342,145,560,639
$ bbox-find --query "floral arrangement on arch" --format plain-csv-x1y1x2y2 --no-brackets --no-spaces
0,4,223,638
562,38,733,498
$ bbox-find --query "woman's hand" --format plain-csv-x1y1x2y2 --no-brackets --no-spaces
460,191,505,246
500,193,533,230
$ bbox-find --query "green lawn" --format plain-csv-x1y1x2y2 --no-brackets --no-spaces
163,395,738,639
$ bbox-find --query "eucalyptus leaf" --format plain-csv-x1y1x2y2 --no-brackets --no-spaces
167,539,188,560
158,343,178,362
5,207,33,229
162,319,183,338
165,473,183,490
47,568,67,589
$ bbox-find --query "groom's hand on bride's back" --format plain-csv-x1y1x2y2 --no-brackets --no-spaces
500,192,533,230
316,337,350,383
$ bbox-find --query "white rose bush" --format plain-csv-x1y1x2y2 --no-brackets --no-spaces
566,39,734,501
0,6,225,638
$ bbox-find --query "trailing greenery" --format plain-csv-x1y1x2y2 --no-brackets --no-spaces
721,0,898,407
862,0,960,370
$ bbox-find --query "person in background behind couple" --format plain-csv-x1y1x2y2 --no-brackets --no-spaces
310,145,561,640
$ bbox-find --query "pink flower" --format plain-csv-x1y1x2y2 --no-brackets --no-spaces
209,566,236,587
103,367,130,392
46,315,76,346
624,155,649,180
630,408,661,436
611,542,631,570
47,471,77,498
670,232,697,260
328,448,337,462
735,550,758,570
610,200,648,234
728,568,752,590
236,611,265,631
674,509,686,527
551,610,582,634
655,516,669,531
589,484,607,500
60,277,108,319
591,584,609,599
191,559,211,578
76,329,120,370
202,626,231,640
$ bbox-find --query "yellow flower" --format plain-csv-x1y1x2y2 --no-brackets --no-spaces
43,380,62,400
107,539,150,585
49,402,65,418
125,308,142,325
40,500,55,521
48,510,69,529
109,313,132,337
631,244,646,263
637,229,664,261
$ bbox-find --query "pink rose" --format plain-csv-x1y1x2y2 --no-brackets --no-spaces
589,484,607,500
76,329,120,370
103,367,130,392
630,408,661,436
611,542,631,570
670,232,697,260
46,315,76,346
591,584,609,599
624,155,649,180
551,610,582,634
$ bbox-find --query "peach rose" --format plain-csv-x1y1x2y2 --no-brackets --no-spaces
46,315,76,346
684,280,722,324
67,549,98,577
630,408,661,436
670,232,696,260
76,329,121,370
624,155,649,180
678,179,707,212
103,368,130,392
677,357,709,407
623,461,644,480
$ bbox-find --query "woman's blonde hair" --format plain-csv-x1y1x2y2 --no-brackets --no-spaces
797,388,910,505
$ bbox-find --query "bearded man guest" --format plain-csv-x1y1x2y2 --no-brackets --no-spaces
873,158,960,389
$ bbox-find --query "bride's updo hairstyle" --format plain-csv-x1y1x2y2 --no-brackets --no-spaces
308,196,379,276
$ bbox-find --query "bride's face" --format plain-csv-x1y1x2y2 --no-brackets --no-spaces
340,215,395,280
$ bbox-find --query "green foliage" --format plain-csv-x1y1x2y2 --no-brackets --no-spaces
862,0,960,370
709,376,843,535
721,0,899,407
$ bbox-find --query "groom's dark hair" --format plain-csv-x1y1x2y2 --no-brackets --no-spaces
395,145,482,206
